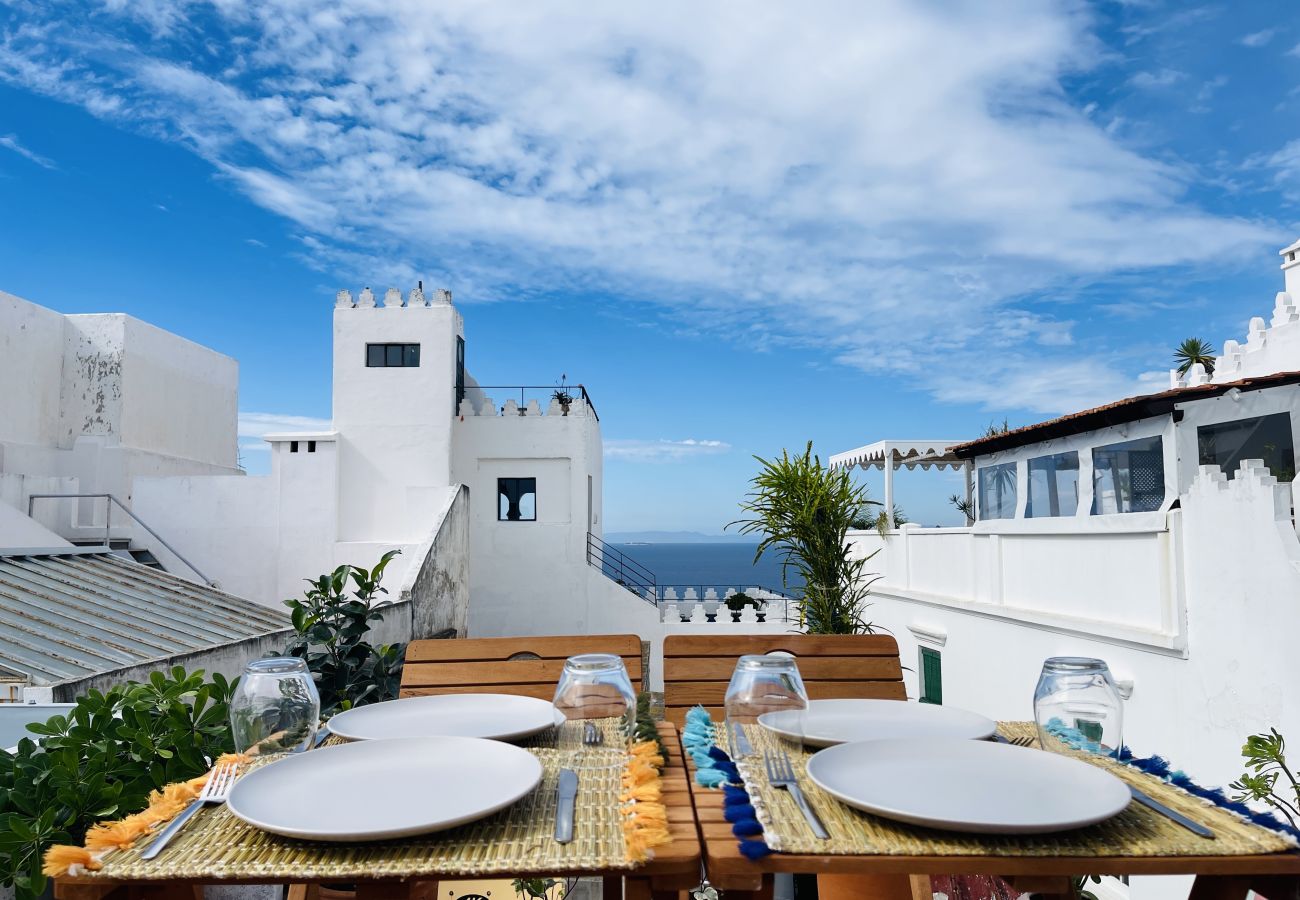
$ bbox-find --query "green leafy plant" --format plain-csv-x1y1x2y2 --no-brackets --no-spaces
1174,337,1217,376
1071,875,1103,900
852,505,909,536
724,591,766,612
1230,728,1300,826
552,374,574,414
513,877,567,900
284,550,406,716
948,493,975,524
0,668,235,900
730,442,880,634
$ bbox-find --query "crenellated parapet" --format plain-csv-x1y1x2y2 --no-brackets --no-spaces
334,286,453,309
1169,239,1300,388
458,394,592,418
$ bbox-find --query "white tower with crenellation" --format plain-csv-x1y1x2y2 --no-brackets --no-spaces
332,285,464,543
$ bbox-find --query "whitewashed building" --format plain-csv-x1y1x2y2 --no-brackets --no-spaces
835,239,1300,849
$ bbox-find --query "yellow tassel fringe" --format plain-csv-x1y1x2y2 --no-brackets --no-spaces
620,739,671,862
43,752,250,877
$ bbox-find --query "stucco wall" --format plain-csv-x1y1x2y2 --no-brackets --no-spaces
0,291,65,448
397,484,470,639
333,300,461,543
117,316,239,468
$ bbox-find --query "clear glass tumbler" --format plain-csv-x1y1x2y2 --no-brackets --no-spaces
1033,656,1123,755
230,657,321,755
553,653,638,745
725,654,809,753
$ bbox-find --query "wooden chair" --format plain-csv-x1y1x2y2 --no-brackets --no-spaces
661,633,906,726
399,633,645,699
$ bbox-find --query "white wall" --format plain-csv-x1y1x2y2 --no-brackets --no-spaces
453,394,664,684
333,291,461,543
0,497,71,550
117,316,238,467
0,291,65,448
850,459,1300,813
0,291,240,547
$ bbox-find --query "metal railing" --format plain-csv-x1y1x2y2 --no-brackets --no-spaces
26,493,215,587
586,532,656,604
471,385,599,420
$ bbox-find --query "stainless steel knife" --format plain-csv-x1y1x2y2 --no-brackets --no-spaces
730,720,755,757
1129,785,1214,839
555,768,578,843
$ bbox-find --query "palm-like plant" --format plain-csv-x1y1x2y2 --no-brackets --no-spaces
729,442,880,634
1174,337,1216,376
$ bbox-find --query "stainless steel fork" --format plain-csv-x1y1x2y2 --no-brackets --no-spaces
140,762,238,860
583,721,604,746
764,749,829,840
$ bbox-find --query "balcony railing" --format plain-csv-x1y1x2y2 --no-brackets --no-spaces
469,385,599,420
586,532,657,604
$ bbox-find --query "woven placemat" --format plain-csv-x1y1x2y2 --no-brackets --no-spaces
85,723,638,881
726,721,1296,858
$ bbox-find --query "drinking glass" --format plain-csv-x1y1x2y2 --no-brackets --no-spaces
230,657,320,755
1033,657,1123,755
725,654,809,754
553,653,637,746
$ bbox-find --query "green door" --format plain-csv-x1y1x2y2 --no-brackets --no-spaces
919,647,942,704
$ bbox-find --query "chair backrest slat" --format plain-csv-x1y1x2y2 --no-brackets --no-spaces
400,634,644,698
662,633,906,726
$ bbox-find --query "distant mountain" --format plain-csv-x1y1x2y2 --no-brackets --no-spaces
604,530,760,544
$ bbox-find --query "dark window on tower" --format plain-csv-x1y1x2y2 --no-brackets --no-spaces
307,441,317,453
456,336,466,409
290,441,299,453
366,343,421,367
497,478,537,522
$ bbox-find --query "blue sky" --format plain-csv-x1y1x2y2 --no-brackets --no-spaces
1,1,1297,533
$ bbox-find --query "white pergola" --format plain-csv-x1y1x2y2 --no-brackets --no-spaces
829,440,971,529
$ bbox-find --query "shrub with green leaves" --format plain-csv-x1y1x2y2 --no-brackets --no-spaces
730,442,880,634
284,549,406,715
1231,728,1300,827
0,668,236,900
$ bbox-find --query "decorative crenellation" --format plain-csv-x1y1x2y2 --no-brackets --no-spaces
1188,461,1296,526
333,286,451,309
1168,239,1300,389
457,395,590,418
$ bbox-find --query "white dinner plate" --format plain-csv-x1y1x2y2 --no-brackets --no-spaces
758,699,996,747
227,736,543,841
328,693,563,742
806,738,1130,833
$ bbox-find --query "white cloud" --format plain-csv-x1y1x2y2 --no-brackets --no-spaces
1129,68,1185,89
1238,29,1275,48
0,133,56,169
245,237,267,247
0,2,1278,417
605,438,731,463
238,411,331,451
1267,140,1300,200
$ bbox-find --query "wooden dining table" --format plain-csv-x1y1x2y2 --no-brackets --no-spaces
684,735,1300,900
54,724,702,900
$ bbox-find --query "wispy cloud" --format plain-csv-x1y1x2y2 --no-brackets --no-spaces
1238,29,1276,48
605,438,731,463
0,3,1277,417
245,238,266,248
238,411,331,451
0,133,56,169
1129,68,1185,89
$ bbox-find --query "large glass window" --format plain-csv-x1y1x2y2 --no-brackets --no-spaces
1091,436,1165,514
1198,413,1295,482
977,462,1017,520
1026,451,1080,518
366,343,421,367
497,477,537,521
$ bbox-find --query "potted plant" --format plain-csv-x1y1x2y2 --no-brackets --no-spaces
552,375,574,415
725,591,767,622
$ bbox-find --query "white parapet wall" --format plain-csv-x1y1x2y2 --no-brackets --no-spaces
848,457,1300,802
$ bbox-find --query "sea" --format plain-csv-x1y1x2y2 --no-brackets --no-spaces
610,542,800,596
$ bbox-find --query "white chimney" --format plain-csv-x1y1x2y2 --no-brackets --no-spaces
1282,238,1300,298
